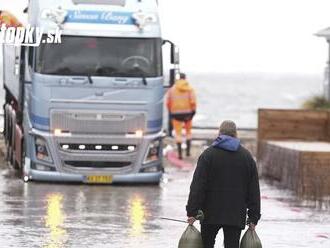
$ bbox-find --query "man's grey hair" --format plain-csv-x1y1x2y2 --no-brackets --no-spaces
219,120,237,137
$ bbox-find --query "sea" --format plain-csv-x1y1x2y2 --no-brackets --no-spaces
188,72,323,128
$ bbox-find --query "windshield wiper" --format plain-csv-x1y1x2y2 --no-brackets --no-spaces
87,74,93,84
114,68,148,85
130,66,148,85
126,71,148,85
140,72,147,86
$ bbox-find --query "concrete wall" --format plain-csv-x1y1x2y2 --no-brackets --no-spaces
258,109,330,142
258,109,330,201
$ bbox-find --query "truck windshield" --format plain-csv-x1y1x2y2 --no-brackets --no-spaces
36,36,162,77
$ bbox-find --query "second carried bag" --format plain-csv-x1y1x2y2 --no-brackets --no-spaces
240,229,262,248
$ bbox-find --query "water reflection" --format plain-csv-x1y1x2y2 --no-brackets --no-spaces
129,194,147,236
44,193,67,248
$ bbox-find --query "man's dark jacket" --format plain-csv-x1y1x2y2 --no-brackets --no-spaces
186,135,261,229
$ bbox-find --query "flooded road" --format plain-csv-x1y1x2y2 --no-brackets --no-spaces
0,163,329,247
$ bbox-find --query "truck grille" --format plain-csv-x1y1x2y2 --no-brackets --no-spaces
51,110,146,135
65,161,131,168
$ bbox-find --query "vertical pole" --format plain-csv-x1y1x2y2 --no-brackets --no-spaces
327,41,330,141
327,40,330,101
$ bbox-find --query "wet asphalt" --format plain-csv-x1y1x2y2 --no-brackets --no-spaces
0,158,192,248
0,157,330,248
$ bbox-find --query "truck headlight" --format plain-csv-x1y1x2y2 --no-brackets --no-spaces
140,164,163,173
32,162,56,171
143,139,161,164
35,137,53,163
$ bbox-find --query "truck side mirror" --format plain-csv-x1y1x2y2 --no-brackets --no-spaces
163,69,177,89
171,45,180,65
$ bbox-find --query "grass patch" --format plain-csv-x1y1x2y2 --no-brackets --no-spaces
303,96,330,109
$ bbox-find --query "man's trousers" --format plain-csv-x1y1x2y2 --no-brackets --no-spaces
201,224,242,248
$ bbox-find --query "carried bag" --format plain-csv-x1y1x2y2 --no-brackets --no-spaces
178,224,203,248
240,229,262,248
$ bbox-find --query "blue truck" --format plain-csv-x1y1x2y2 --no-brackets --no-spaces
2,0,179,184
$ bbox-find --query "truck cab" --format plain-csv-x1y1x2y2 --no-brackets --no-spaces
3,0,179,184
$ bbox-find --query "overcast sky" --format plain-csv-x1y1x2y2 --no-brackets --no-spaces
2,0,330,74
159,0,330,74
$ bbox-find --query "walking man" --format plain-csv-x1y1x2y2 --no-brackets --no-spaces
166,73,196,159
186,120,261,248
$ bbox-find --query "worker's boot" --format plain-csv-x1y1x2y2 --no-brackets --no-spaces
177,143,183,160
186,140,191,157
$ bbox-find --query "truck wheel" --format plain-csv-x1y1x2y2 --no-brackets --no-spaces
12,151,19,170
4,107,10,160
3,105,8,145
5,145,12,163
5,125,13,163
19,142,25,179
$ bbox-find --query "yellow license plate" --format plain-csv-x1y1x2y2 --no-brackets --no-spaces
87,175,113,184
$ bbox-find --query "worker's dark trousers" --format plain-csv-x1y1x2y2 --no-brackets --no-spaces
201,224,241,248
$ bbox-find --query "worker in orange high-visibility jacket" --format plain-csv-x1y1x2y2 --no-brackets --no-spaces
0,10,23,28
167,73,197,159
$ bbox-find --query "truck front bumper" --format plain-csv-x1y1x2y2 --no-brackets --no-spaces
27,169,162,184
25,128,164,184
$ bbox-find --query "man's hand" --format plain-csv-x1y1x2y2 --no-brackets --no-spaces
249,223,256,231
187,217,196,225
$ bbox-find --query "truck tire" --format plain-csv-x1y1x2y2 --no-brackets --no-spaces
17,142,25,179
5,113,13,163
